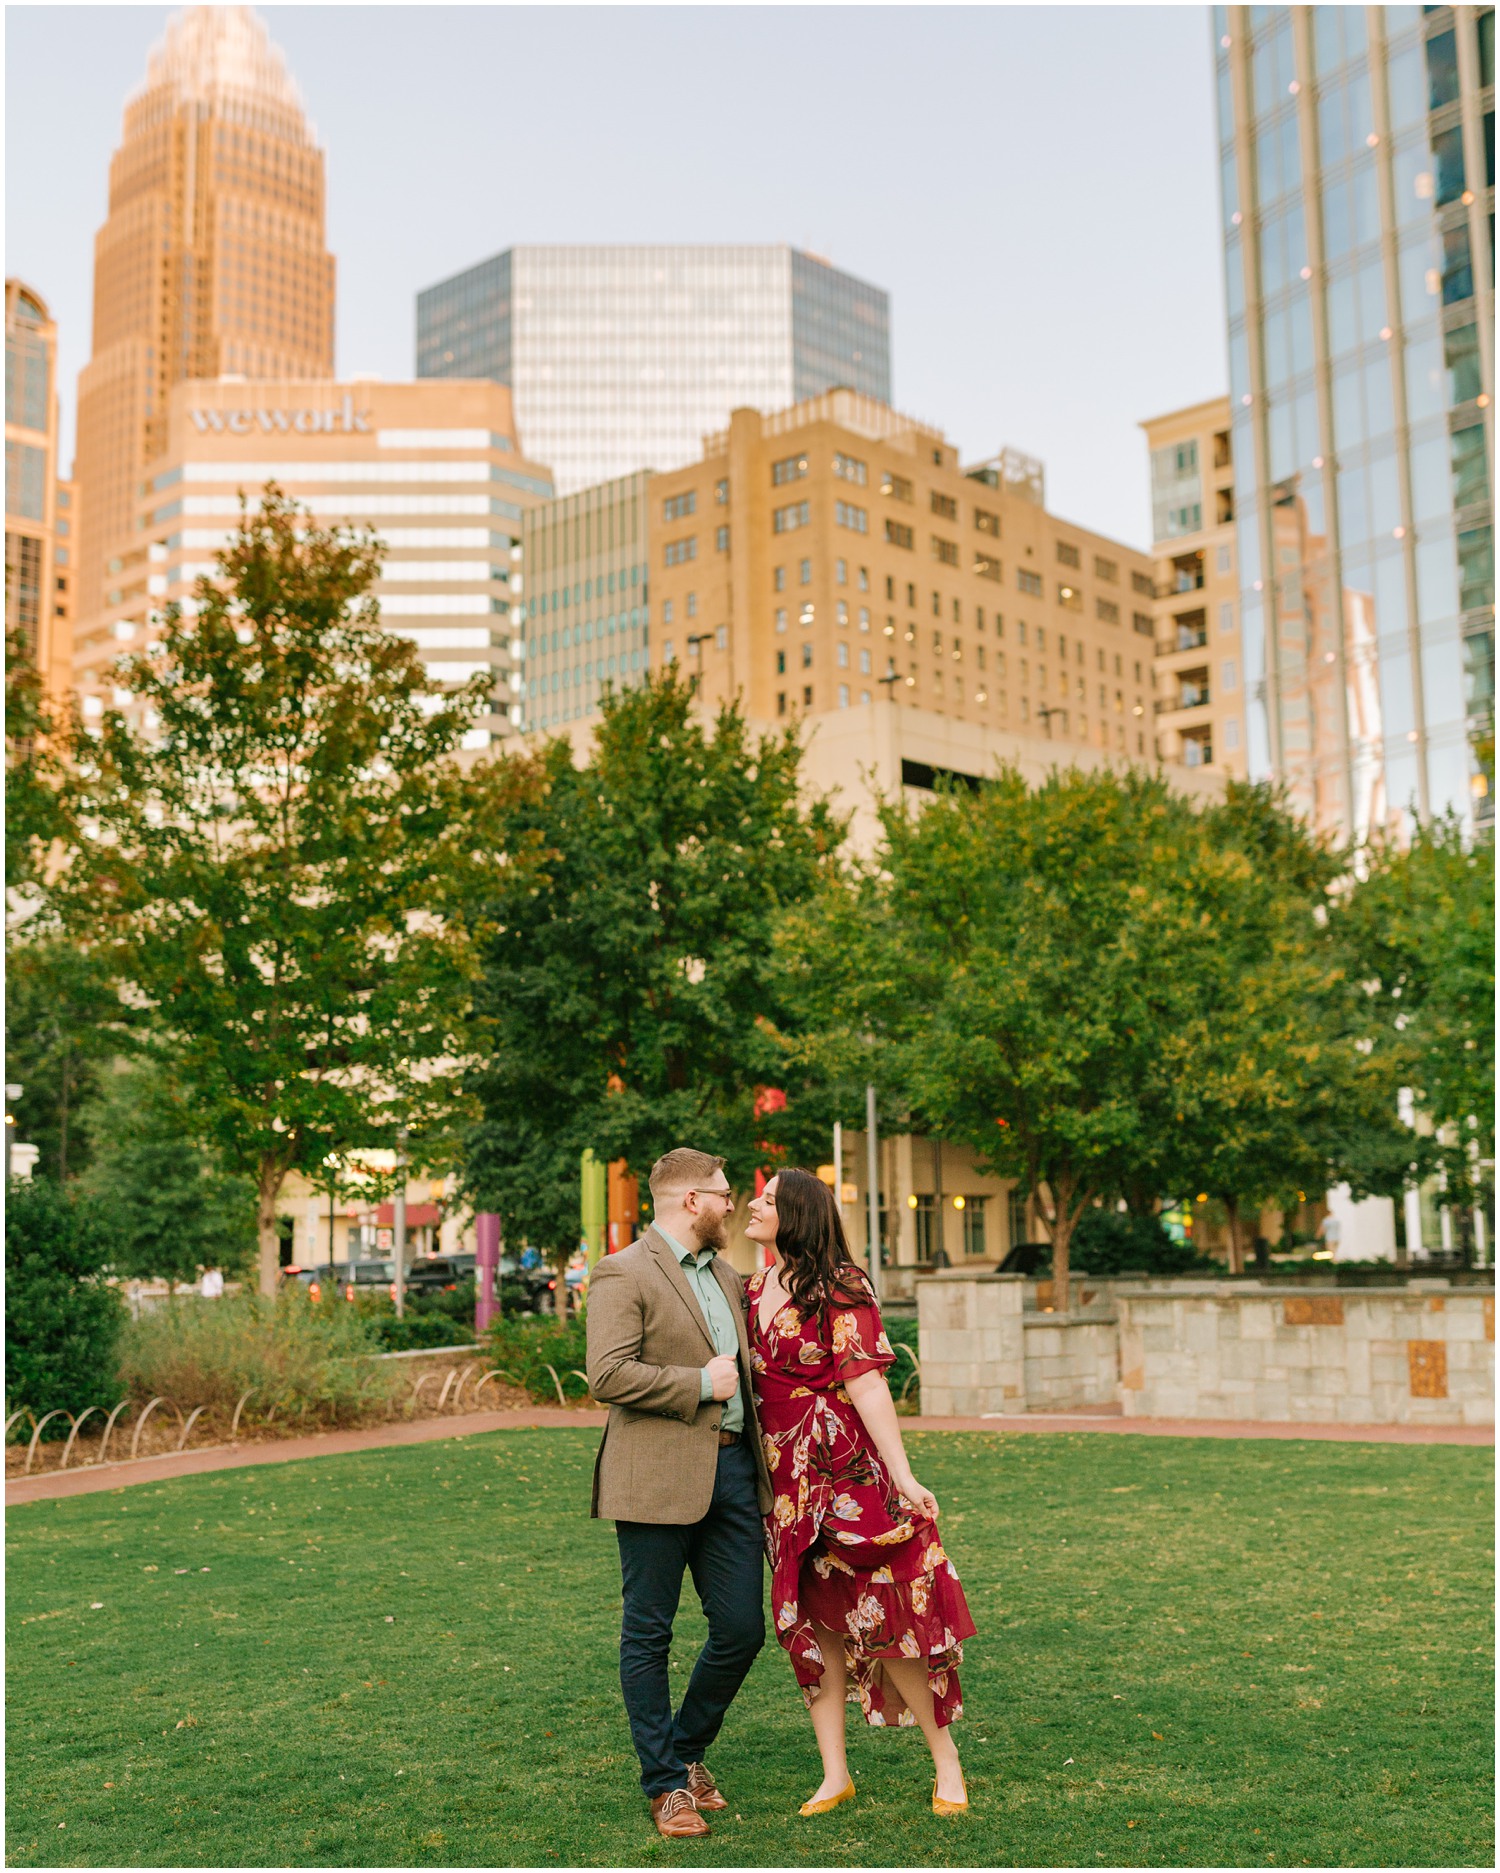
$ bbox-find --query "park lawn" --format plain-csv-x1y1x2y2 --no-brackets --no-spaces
4,1429,1493,1870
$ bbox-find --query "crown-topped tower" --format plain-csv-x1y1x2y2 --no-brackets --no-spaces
73,5,335,624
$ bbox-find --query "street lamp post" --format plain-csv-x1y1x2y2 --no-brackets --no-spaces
685,632,710,694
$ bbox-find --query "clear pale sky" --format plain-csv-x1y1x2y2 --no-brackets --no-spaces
5,3,1228,550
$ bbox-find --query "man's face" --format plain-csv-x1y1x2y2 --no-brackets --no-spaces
690,1180,733,1255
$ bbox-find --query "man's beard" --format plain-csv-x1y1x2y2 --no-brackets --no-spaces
692,1207,729,1255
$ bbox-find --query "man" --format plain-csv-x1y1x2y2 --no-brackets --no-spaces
586,1147,772,1840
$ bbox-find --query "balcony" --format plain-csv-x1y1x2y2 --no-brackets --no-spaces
1157,549,1206,599
1156,677,1211,714
1158,610,1208,655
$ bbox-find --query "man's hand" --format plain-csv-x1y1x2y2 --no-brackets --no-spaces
705,1354,739,1401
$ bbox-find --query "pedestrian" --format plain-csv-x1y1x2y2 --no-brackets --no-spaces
199,1264,225,1299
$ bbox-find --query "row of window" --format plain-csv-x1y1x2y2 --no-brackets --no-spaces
664,536,697,566
663,489,696,522
532,564,646,615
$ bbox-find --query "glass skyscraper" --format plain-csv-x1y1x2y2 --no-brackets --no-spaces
1214,5,1494,837
415,245,891,497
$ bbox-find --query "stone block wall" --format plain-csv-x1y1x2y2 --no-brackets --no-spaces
1023,1314,1120,1410
915,1273,1026,1416
1116,1283,1495,1427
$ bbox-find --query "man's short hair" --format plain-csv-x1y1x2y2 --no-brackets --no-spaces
649,1147,727,1201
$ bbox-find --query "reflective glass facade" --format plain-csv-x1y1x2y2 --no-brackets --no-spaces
519,471,651,733
416,246,891,498
1215,4,1495,835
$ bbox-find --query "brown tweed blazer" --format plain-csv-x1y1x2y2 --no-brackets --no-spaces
586,1225,773,1525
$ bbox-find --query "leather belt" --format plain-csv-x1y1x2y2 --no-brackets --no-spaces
717,1429,742,1448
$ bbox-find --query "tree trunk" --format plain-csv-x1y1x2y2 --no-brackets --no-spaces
1225,1198,1245,1275
1043,1174,1077,1315
257,1159,285,1298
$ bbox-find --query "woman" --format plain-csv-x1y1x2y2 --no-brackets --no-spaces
744,1167,975,1818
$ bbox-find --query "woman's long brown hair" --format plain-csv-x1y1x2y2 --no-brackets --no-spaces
773,1167,875,1315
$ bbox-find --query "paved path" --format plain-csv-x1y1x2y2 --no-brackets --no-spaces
7,1402,1488,1509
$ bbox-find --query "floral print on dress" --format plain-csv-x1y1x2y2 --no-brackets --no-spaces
746,1266,976,1730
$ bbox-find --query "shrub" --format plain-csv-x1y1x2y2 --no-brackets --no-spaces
114,1290,402,1426
1071,1207,1218,1276
881,1309,921,1408
5,1176,125,1433
482,1313,590,1403
363,1311,473,1353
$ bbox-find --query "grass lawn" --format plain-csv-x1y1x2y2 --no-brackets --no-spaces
5,1428,1493,1868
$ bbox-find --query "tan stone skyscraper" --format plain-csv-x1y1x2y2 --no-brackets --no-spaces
74,5,334,621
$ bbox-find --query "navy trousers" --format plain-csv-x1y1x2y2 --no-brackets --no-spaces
614,1440,766,1797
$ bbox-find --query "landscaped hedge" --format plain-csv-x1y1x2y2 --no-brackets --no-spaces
5,1176,125,1434
482,1314,590,1402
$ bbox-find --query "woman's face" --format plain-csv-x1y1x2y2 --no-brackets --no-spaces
744,1175,781,1250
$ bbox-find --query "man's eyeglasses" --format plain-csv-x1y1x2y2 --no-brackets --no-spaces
688,1187,735,1207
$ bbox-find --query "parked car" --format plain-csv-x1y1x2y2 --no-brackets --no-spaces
280,1262,335,1300
403,1256,465,1295
343,1259,396,1299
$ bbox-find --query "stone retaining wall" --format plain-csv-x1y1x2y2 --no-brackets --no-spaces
1024,1313,1120,1410
916,1273,1496,1425
1117,1283,1494,1427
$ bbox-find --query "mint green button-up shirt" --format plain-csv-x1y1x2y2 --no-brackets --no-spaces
657,1225,744,1434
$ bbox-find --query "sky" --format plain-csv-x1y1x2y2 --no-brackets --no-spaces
5,2,1229,550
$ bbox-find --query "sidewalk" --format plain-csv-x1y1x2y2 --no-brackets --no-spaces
7,1401,1488,1509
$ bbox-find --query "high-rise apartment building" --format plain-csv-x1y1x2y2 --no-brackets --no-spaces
74,5,335,624
5,281,73,706
73,376,553,749
1142,395,1249,777
416,246,891,497
1214,4,1494,837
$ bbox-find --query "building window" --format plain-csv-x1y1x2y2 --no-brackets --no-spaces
1056,540,1081,569
930,491,958,520
1094,555,1118,583
836,501,869,533
858,566,869,591
859,648,871,674
1018,568,1042,596
1133,611,1154,635
800,558,812,585
974,508,1001,538
836,558,847,584
775,608,788,632
686,592,697,617
886,520,914,550
664,536,697,567
777,691,787,716
837,600,849,625
1131,570,1154,597
837,642,849,667
1223,716,1241,751
773,500,811,533
834,452,867,484
859,607,870,630
775,566,786,591
1057,582,1082,612
1221,658,1238,691
838,683,850,708
776,650,786,674
803,685,813,707
931,536,959,567
714,478,729,505
663,601,674,625
974,552,1002,583
882,472,913,502
1218,601,1235,634
663,490,696,522
663,638,675,662
1096,598,1120,624
772,454,809,485
801,642,813,669
715,525,730,552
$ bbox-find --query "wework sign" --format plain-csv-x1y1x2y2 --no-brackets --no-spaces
188,393,371,436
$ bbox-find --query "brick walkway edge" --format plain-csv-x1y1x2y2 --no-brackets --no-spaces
7,1403,1489,1508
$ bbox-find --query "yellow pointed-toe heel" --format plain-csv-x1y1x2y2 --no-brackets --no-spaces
799,1779,855,1817
932,1776,969,1817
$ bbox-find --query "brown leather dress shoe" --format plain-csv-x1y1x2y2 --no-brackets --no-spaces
685,1762,727,1811
650,1788,710,1838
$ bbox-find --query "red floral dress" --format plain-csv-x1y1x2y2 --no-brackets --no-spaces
746,1268,976,1728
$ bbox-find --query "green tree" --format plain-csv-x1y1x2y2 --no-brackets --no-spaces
4,1176,125,1426
1143,783,1419,1270
463,675,844,1300
4,938,132,1182
51,488,493,1295
795,766,1253,1309
1336,815,1495,1237
78,1061,258,1291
